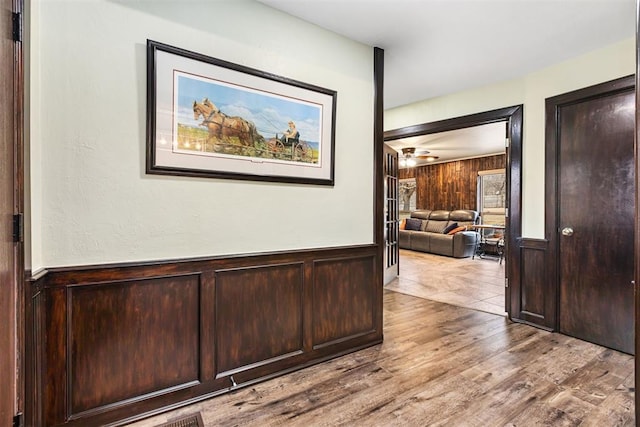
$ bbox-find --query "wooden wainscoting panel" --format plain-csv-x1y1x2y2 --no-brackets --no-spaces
199,271,217,381
214,263,304,377
29,245,381,426
510,239,554,330
520,246,546,319
68,275,200,417
25,280,45,427
44,287,67,426
312,255,376,348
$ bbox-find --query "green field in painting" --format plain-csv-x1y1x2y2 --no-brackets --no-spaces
176,124,318,163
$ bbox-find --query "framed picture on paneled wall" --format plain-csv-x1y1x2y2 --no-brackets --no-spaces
146,40,337,185
399,178,417,213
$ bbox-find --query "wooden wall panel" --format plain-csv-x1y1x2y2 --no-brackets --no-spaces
25,284,45,427
312,256,376,347
68,275,200,417
215,263,304,376
44,288,67,426
399,154,505,211
519,247,546,319
509,239,556,331
27,245,381,427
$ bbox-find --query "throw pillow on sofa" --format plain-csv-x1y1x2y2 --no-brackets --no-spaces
399,219,406,230
442,222,459,234
405,218,422,231
447,226,468,235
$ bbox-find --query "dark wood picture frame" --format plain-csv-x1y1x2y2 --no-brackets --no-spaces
146,40,337,185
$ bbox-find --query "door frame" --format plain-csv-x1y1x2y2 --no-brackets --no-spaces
384,105,523,317
14,0,25,420
3,0,25,423
635,0,640,420
545,75,635,336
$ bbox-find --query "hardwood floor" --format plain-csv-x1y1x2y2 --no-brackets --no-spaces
386,249,506,316
125,291,634,426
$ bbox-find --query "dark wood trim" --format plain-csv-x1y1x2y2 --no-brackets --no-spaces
543,91,560,332
636,0,640,420
27,244,381,426
384,105,523,319
373,46,385,343
374,47,384,247
14,0,25,421
545,74,635,334
384,106,522,141
505,106,523,322
517,238,548,250
36,244,377,286
545,75,635,108
24,280,43,427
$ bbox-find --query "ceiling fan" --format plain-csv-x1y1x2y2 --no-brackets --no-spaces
400,147,439,167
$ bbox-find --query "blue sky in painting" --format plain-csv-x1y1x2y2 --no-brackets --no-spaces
176,73,322,144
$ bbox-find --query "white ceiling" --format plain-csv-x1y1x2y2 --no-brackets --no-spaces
257,0,635,164
258,0,635,109
390,121,507,167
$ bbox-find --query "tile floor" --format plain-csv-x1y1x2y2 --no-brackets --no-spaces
385,249,506,316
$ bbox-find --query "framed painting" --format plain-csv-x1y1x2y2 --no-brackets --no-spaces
146,40,337,185
399,178,416,213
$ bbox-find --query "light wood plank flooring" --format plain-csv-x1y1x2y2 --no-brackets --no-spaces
386,249,507,316
126,292,634,426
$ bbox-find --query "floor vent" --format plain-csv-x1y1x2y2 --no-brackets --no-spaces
156,413,204,427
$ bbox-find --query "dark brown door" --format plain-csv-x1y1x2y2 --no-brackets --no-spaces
383,144,399,285
557,83,635,354
0,0,18,424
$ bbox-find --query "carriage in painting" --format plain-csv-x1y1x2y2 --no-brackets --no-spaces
265,133,315,162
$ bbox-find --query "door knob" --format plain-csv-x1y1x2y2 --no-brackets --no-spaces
561,227,574,236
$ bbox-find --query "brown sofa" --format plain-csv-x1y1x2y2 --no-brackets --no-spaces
399,209,479,258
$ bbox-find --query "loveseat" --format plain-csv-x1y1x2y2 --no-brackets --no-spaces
399,209,479,258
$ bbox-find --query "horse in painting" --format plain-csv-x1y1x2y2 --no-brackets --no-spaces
193,98,263,147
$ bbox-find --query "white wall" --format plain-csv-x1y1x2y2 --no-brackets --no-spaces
29,0,375,269
385,37,635,239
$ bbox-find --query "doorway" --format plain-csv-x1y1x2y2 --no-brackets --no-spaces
383,106,523,316
546,75,635,355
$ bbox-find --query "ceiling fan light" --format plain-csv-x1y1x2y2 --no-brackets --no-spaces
406,158,416,167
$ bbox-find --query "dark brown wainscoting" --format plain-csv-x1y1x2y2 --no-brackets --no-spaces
399,154,506,211
509,238,555,330
25,245,382,427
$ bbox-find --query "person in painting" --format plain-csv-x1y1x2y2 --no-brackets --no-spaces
280,121,300,145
